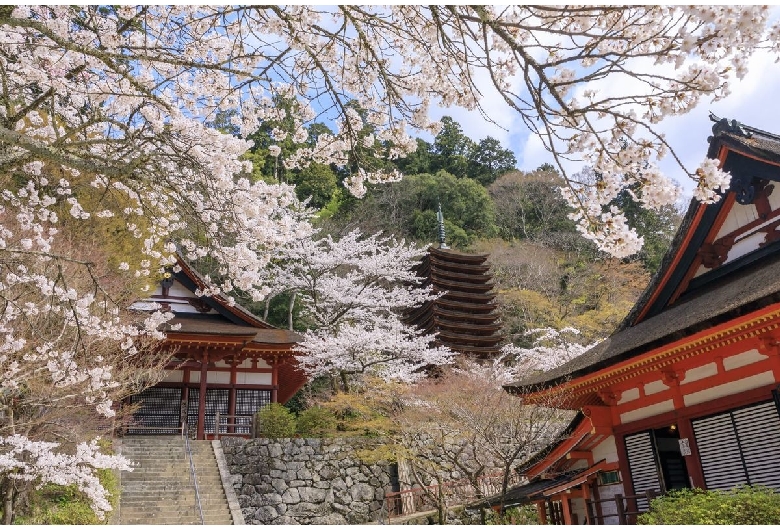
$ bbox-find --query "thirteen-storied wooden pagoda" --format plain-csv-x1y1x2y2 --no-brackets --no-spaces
404,207,503,358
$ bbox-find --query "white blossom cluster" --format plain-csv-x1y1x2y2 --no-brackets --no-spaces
263,229,455,384
2,5,777,265
499,327,599,373
0,436,130,519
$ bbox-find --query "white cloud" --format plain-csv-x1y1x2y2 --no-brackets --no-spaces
654,49,780,199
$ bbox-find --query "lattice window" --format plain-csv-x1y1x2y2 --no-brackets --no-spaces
128,387,182,434
693,399,780,490
234,389,272,434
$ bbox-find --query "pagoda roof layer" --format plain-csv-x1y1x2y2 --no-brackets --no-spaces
406,246,504,356
429,277,495,294
429,246,489,264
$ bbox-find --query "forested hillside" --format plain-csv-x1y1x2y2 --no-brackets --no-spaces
246,113,682,348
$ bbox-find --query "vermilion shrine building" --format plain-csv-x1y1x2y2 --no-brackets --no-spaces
504,117,780,524
127,256,305,440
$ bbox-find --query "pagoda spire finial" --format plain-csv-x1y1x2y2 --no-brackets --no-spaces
437,202,449,249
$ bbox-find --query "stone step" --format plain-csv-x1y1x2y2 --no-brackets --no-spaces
120,496,226,505
120,514,232,523
121,482,225,489
123,459,218,473
120,509,230,517
121,517,232,525
120,503,229,512
120,496,226,503
121,482,225,490
121,473,223,480
118,438,233,526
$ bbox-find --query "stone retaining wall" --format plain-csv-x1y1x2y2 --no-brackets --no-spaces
220,437,392,524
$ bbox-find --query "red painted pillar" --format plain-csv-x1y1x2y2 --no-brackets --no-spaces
677,417,706,489
228,360,237,434
197,353,208,439
561,494,573,525
271,358,279,403
536,502,547,524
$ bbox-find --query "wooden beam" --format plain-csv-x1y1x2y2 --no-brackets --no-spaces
582,405,613,434
566,451,593,466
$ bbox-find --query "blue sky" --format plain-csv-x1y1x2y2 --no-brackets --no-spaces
425,47,780,202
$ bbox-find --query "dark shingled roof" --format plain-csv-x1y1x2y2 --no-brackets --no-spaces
506,118,780,393
165,315,302,344
515,412,583,474
706,115,780,162
482,471,582,508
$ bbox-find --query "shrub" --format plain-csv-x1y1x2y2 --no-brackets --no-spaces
637,486,780,525
484,505,540,525
296,406,336,437
255,403,297,438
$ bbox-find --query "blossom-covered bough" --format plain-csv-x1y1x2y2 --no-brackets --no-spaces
4,6,779,260
0,4,779,520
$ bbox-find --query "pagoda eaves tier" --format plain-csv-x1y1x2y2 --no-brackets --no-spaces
405,246,503,357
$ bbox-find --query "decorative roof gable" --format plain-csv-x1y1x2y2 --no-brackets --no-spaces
629,116,780,325
506,117,780,395
131,253,300,345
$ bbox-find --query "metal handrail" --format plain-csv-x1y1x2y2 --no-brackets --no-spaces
182,420,205,525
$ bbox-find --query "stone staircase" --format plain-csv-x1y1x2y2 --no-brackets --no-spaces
118,436,234,525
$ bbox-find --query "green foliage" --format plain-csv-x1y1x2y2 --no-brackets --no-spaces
488,169,587,252
394,117,516,184
610,186,682,271
484,505,540,525
468,136,517,186
288,162,338,210
255,403,297,438
637,486,780,525
296,406,336,437
430,116,474,178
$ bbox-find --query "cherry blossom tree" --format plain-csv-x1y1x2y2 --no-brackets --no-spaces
3,6,780,262
0,234,170,522
263,230,454,392
500,327,599,373
0,4,778,520
396,364,571,519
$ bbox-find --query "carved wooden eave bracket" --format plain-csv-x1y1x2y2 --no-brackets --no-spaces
757,333,780,356
660,369,680,387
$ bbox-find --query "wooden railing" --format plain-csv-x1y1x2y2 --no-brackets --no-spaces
585,489,659,525
384,471,522,520
213,413,255,439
